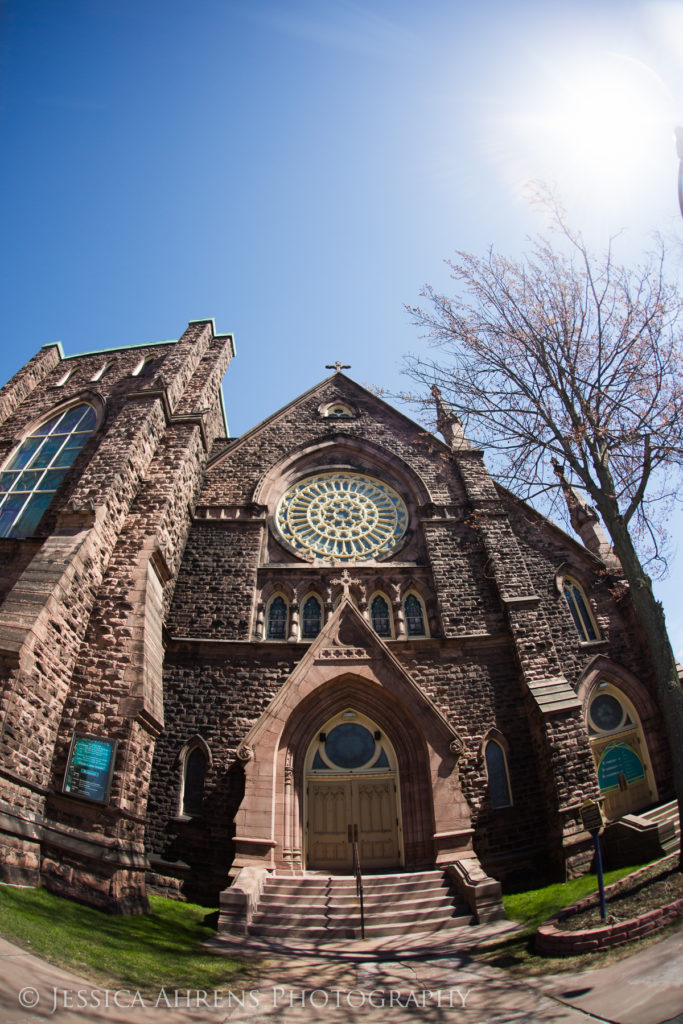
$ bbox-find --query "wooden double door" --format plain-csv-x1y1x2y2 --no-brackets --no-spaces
307,774,401,872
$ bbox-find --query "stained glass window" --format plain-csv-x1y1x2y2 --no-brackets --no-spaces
0,403,97,539
404,593,426,636
266,596,288,639
597,742,645,793
302,595,322,639
485,741,512,809
276,472,408,562
563,578,598,641
371,595,391,636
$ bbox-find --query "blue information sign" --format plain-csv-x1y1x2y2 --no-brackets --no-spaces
63,733,117,804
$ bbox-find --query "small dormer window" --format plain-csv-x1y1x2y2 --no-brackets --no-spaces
327,404,352,418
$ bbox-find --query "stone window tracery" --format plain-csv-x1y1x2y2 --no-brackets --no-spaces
0,403,98,539
276,471,408,562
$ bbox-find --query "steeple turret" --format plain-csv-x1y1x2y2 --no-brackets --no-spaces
552,459,616,564
431,385,472,451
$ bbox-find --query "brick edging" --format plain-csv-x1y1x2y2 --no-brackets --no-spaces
535,855,683,956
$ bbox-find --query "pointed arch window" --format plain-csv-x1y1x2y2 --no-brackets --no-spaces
563,577,598,642
404,593,426,636
0,403,98,539
182,746,207,816
371,594,392,637
302,595,323,639
485,740,512,809
266,595,288,640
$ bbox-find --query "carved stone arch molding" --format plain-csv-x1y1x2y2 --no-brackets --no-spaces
577,654,663,814
175,733,213,767
280,676,433,870
252,435,434,511
253,435,434,566
577,655,660,726
230,599,474,874
11,389,108,442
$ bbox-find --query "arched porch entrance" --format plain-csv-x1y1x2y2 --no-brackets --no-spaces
229,599,474,884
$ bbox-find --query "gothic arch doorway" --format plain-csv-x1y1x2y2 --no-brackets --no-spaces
304,709,404,872
587,683,657,820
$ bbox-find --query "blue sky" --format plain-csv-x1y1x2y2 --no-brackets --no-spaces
1,0,682,648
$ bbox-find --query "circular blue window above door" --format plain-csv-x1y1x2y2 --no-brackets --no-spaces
309,714,392,773
325,723,375,769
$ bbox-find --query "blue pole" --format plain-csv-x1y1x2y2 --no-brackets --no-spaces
593,830,607,922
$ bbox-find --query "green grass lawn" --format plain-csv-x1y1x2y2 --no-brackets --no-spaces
474,861,669,976
0,886,252,992
502,862,646,930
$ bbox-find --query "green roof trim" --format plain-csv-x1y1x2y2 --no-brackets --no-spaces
41,341,64,358
62,339,177,360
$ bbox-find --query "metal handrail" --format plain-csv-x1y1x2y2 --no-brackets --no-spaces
351,829,365,939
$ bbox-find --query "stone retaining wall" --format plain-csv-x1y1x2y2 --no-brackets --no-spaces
536,855,683,955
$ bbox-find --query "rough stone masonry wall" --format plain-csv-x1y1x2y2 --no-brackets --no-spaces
0,342,174,884
501,490,673,802
394,642,550,877
146,644,296,902
199,377,468,508
0,322,232,905
168,521,264,640
40,324,233,910
447,448,603,871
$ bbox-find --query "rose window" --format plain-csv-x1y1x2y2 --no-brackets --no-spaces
276,472,408,561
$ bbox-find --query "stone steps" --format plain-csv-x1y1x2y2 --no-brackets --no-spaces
640,799,680,852
247,869,473,942
603,798,680,867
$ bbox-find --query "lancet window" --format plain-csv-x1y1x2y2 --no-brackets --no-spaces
485,740,512,809
266,595,288,640
182,746,207,816
404,592,426,636
563,577,598,642
301,595,323,639
370,594,392,637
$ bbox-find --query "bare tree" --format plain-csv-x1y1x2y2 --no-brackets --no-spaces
405,201,683,863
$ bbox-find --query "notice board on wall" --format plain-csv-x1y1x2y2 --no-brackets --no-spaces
63,733,118,804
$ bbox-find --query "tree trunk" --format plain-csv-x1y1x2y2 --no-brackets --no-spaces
601,511,683,869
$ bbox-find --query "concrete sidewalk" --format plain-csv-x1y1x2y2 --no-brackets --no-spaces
0,924,681,1024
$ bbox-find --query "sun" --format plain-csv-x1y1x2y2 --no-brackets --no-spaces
547,54,671,182
494,50,676,214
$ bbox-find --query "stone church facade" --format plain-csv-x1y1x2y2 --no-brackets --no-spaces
0,320,673,922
